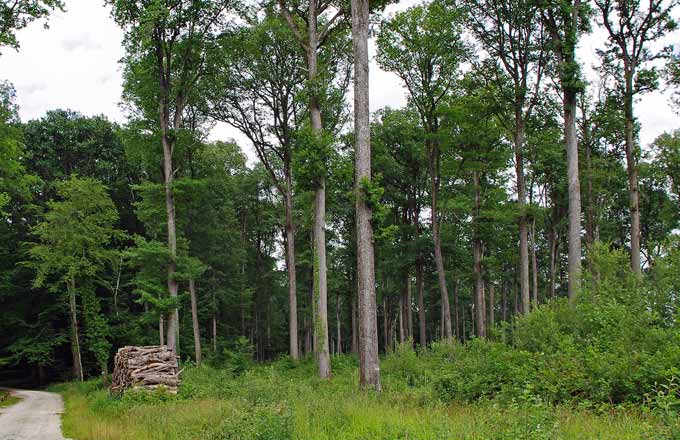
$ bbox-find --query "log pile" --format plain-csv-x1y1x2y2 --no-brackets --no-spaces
111,345,180,394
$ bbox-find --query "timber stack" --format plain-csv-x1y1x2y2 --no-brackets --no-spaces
111,345,180,393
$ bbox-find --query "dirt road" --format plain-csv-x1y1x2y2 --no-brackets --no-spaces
0,389,67,440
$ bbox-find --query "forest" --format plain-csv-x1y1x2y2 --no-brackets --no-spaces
1,0,680,438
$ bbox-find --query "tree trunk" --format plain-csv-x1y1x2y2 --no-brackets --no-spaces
399,293,405,344
584,115,595,249
405,272,413,341
161,122,180,356
514,113,531,315
351,296,358,353
502,282,508,322
430,140,452,340
159,315,165,346
530,219,539,307
353,0,381,390
336,292,342,354
212,314,217,352
68,278,83,382
284,188,299,360
416,256,426,347
563,89,582,302
453,279,460,340
189,278,201,365
549,223,559,299
472,171,486,338
383,298,389,353
488,282,495,329
624,71,641,274
306,2,331,380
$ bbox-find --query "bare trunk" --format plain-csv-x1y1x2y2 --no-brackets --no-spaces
431,142,452,340
162,132,180,356
353,0,381,389
383,298,389,353
351,296,358,353
305,2,331,379
473,171,486,338
514,114,531,315
564,89,582,302
406,272,413,340
399,293,405,344
453,280,460,340
159,315,165,346
416,256,426,347
584,117,595,249
212,314,217,352
530,219,539,307
189,278,201,365
336,292,342,354
624,72,641,274
284,188,299,360
68,279,83,382
488,282,495,329
549,224,558,299
501,282,508,322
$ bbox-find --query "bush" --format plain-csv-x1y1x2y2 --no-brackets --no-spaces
435,244,680,409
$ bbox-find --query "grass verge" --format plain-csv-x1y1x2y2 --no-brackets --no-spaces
0,390,21,408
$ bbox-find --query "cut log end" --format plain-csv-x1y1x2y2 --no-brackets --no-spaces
111,345,180,394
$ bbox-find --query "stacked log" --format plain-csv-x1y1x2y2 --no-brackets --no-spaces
111,345,180,394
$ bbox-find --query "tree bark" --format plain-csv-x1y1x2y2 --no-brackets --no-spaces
624,71,641,274
416,255,426,347
472,171,486,338
351,296,358,353
514,114,531,315
405,272,413,341
189,278,201,365
303,0,331,380
336,292,342,354
284,188,299,360
68,278,83,382
488,282,495,329
453,279,460,340
430,140,453,340
162,130,180,355
530,218,539,307
353,0,381,390
159,315,165,346
564,89,582,302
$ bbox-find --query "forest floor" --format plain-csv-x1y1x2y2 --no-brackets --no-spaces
50,351,675,440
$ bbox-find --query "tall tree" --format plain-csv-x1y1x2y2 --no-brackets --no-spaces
352,0,380,390
277,0,349,378
463,0,547,314
207,14,306,360
540,0,591,301
108,0,231,354
595,0,678,273
377,0,466,340
29,176,121,381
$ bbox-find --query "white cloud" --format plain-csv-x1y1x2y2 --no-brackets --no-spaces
2,0,678,161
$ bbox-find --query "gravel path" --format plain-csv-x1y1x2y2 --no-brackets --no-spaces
0,389,67,440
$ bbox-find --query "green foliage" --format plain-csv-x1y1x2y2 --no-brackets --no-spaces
292,124,334,190
54,354,671,440
0,0,64,52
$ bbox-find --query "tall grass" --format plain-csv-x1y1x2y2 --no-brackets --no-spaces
52,353,671,440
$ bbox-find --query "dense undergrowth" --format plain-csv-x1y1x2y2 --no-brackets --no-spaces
52,246,680,439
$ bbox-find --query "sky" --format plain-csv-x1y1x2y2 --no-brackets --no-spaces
3,0,680,163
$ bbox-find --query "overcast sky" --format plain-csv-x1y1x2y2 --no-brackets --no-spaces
3,0,679,163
